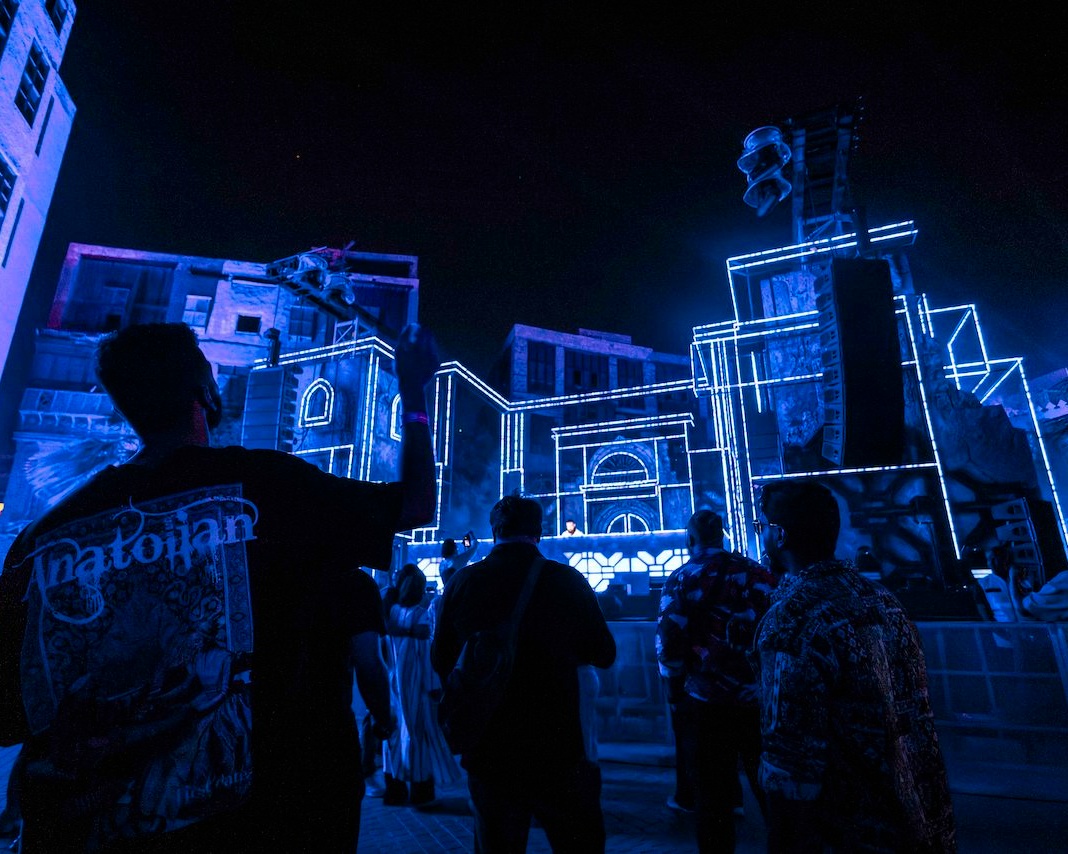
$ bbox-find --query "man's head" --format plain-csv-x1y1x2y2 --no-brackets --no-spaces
757,480,840,575
564,519,577,534
441,538,457,558
95,323,221,437
686,509,724,551
490,495,542,543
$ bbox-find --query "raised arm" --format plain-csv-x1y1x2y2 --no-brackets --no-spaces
394,323,440,531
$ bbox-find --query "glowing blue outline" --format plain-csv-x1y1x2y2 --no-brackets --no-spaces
299,378,335,427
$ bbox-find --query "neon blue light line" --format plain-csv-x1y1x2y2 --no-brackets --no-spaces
902,298,961,558
750,463,939,480
509,379,692,411
727,225,917,272
726,221,916,267
750,351,763,414
979,362,1019,403
1017,360,1068,550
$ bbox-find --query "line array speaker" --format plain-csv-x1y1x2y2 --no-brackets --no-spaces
241,365,302,453
816,257,905,468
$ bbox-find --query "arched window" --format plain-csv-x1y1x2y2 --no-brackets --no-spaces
300,378,334,427
389,394,403,440
591,451,649,485
606,512,650,534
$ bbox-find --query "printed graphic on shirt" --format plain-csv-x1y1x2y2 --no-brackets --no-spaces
17,485,257,845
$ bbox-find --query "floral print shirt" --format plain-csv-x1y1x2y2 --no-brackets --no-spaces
655,545,775,705
751,560,957,852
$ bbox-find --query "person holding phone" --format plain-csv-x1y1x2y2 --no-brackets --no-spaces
439,530,479,584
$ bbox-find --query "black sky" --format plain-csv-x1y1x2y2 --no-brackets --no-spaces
15,4,1068,384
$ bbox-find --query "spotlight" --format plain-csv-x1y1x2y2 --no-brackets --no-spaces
737,126,792,217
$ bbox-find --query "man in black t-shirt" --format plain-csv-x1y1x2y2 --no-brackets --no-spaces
432,495,616,853
0,321,438,852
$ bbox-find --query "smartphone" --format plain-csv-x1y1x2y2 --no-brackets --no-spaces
463,533,472,549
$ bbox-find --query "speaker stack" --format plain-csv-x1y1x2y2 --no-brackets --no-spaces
241,365,302,453
993,497,1068,589
816,257,906,468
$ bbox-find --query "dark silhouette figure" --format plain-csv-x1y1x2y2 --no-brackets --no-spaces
753,480,956,852
381,564,461,807
432,495,616,853
655,509,773,853
0,321,439,852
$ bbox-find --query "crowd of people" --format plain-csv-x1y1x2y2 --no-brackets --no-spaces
0,320,967,853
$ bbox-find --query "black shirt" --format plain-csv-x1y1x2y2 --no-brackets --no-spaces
0,445,397,849
431,541,616,777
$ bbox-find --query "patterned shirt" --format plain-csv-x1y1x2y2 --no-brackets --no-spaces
751,560,957,853
655,545,775,705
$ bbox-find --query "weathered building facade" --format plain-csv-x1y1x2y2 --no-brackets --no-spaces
0,0,76,407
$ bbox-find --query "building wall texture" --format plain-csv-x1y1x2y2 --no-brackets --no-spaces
0,0,76,380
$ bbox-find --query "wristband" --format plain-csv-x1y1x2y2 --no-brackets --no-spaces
403,411,429,426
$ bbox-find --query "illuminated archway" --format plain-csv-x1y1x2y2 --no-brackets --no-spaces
605,512,651,534
591,450,649,485
300,378,335,426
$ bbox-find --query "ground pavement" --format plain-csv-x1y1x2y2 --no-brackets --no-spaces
1,743,1066,852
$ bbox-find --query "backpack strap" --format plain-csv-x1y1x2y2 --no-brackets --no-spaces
506,555,546,644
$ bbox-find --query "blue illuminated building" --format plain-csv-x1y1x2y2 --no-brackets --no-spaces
3,102,1067,627
4,226,1066,625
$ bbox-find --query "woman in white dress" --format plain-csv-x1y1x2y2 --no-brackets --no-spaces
382,564,461,805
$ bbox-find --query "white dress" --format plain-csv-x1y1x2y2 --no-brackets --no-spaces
382,603,462,785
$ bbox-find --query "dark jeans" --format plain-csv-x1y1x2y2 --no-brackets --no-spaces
467,758,605,853
670,700,697,807
682,695,766,854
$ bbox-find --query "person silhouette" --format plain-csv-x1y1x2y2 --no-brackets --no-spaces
0,321,439,852
753,481,956,852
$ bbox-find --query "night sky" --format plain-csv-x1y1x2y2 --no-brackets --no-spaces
12,5,1068,389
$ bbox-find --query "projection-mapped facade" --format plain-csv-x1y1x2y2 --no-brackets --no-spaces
2,227,1066,616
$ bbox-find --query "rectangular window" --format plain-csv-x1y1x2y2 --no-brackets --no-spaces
0,0,17,56
526,340,555,394
288,303,318,340
617,357,644,389
2,198,24,267
182,295,212,328
564,349,608,393
129,267,170,325
34,95,54,155
617,357,646,410
0,156,15,225
236,315,261,334
44,0,66,32
100,285,131,331
16,42,49,125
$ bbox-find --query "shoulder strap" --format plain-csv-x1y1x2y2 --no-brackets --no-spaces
506,555,545,643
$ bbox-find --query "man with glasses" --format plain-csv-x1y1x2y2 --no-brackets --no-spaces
655,509,775,853
751,480,956,853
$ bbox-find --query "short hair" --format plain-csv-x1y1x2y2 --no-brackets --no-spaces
565,518,575,525
396,563,427,608
687,509,724,548
95,323,214,435
490,495,542,540
758,481,840,559
441,538,457,558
